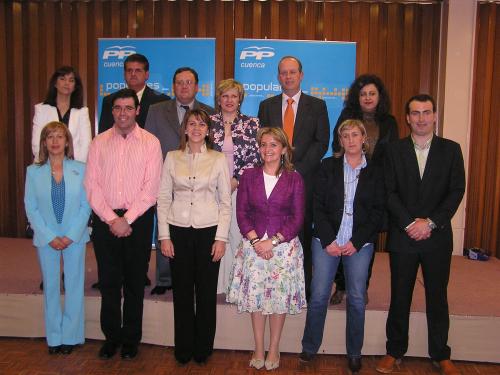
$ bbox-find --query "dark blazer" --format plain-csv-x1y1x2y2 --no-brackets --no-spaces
98,86,170,134
332,109,399,165
236,166,305,242
385,136,465,253
257,93,330,179
313,156,385,250
145,99,214,159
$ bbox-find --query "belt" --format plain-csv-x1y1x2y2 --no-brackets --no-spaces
113,209,126,217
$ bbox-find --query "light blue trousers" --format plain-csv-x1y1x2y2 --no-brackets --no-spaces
37,242,85,346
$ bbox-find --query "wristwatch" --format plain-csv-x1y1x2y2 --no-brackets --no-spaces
271,235,280,247
427,218,437,230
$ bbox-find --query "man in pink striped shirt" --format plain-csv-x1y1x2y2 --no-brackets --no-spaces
84,88,162,360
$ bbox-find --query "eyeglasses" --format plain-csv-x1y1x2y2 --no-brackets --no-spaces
175,80,195,86
112,105,136,112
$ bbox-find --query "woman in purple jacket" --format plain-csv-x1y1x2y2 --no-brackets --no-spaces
227,127,306,371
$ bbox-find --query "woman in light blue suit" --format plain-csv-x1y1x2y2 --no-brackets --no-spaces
25,121,91,355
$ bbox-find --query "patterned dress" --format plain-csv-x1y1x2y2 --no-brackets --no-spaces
227,237,306,315
226,170,306,315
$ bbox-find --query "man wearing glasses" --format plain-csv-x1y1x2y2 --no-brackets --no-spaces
85,89,163,360
145,67,214,295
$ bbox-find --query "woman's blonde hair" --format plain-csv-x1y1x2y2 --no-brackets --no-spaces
215,79,245,108
257,127,294,176
334,119,368,158
37,121,74,165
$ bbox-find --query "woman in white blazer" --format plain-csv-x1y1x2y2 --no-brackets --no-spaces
157,109,231,365
32,66,91,163
25,122,91,355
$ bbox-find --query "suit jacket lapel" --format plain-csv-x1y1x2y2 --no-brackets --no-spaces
254,168,268,204
402,137,422,187
419,136,439,191
271,95,283,128
293,93,309,145
166,100,181,137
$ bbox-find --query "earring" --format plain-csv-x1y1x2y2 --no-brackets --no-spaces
280,154,284,165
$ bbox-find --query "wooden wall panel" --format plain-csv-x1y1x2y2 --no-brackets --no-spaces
0,0,442,237
465,2,500,257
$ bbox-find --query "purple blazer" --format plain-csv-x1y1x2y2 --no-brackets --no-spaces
236,166,305,242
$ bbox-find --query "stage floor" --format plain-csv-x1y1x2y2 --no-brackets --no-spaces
1,237,499,363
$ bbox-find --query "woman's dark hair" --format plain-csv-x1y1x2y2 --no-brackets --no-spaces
43,66,84,109
179,109,214,151
343,74,391,120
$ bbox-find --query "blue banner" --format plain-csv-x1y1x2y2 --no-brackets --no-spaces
97,38,216,127
234,39,356,156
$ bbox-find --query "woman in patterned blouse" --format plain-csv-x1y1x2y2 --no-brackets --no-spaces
210,79,260,294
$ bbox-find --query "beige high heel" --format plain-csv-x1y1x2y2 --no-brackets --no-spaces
265,354,280,371
249,355,265,370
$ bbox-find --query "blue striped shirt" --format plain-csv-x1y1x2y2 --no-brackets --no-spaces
336,154,367,246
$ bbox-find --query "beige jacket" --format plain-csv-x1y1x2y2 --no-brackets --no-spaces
157,144,231,242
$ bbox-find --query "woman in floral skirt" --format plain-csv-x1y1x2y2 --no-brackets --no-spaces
227,127,306,371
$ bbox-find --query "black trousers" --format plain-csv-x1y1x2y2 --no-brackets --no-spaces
92,207,154,346
386,249,452,361
169,225,220,361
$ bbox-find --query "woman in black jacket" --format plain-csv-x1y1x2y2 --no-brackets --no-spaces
330,74,399,305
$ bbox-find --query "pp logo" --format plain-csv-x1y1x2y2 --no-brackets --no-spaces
103,46,136,60
240,46,275,60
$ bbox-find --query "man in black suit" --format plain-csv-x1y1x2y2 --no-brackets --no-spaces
258,56,330,298
376,94,465,375
98,53,170,133
93,53,170,289
145,67,215,295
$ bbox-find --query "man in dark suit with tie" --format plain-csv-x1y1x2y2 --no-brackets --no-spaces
98,53,170,133
145,67,215,295
258,56,330,299
376,94,465,375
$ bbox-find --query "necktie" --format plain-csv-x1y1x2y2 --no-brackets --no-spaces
283,98,295,143
181,105,190,123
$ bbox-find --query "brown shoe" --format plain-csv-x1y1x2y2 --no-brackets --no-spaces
376,355,401,373
437,360,461,375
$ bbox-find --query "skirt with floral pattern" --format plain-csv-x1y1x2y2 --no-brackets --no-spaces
226,236,306,315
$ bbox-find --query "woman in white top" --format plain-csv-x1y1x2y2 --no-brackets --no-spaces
157,108,231,365
32,66,91,163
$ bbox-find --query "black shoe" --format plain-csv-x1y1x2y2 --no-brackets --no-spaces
40,281,44,291
175,354,192,365
194,355,207,365
348,356,362,373
99,342,118,359
92,281,100,290
121,344,138,360
151,285,172,295
299,351,314,363
48,345,61,355
145,276,151,286
60,344,74,355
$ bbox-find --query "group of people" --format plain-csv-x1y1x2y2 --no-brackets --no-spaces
25,53,465,375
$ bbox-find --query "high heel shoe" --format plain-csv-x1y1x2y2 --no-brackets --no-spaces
249,357,265,369
265,354,280,371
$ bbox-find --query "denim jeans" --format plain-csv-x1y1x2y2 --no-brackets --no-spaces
301,237,374,357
